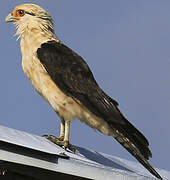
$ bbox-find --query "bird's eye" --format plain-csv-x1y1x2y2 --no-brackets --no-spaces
17,10,25,16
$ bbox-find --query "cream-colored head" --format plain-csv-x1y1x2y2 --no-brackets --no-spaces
5,4,55,38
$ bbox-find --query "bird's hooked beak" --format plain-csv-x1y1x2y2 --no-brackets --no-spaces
5,13,14,22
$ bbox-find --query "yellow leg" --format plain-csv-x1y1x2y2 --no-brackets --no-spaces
58,118,65,140
44,119,76,152
63,121,70,145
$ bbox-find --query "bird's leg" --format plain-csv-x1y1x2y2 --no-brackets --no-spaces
62,120,76,152
58,118,65,141
44,119,76,152
43,118,65,145
63,120,70,147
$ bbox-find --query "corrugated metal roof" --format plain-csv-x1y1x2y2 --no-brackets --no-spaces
0,125,168,180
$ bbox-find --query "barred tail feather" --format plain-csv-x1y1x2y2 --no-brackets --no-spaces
112,126,162,179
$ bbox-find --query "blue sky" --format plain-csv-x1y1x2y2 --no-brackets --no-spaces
1,0,170,171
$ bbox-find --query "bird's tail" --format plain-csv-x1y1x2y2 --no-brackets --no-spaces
110,122,162,179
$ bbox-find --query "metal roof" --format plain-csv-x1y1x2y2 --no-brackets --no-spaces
0,125,168,180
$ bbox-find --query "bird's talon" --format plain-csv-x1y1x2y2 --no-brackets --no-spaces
43,135,76,152
67,143,76,153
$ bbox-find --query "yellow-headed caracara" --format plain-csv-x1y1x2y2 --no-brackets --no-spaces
5,4,162,179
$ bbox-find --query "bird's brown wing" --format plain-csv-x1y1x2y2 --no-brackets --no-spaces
37,40,123,124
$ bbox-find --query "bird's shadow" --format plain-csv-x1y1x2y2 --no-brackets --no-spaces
76,146,133,172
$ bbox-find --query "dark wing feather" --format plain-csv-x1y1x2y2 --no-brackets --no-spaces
37,41,150,158
37,40,123,124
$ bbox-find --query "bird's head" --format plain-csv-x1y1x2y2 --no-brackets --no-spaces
5,4,54,38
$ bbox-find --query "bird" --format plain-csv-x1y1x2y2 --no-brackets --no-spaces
5,4,162,179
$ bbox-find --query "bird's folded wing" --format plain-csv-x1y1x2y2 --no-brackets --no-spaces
36,40,125,125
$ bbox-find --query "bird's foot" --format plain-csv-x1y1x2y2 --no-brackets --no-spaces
43,135,76,153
